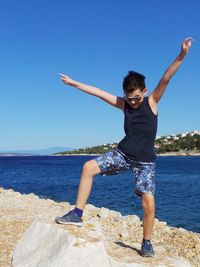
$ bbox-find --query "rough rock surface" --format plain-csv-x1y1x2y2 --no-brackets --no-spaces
0,187,199,267
13,222,111,267
12,222,191,267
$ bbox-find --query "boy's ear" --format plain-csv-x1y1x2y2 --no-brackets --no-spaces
143,87,148,95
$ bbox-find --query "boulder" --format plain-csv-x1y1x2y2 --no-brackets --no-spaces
12,222,111,267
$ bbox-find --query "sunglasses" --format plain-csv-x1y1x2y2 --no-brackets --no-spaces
124,95,142,102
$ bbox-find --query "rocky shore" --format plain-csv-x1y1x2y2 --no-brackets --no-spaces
0,187,200,266
158,152,200,156
55,152,200,157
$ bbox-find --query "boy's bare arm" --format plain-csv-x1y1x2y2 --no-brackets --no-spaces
150,37,193,104
59,73,125,111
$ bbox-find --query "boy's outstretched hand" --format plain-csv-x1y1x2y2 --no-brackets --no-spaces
181,37,194,55
59,73,76,86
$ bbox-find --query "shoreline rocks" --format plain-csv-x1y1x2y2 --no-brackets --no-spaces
0,187,199,267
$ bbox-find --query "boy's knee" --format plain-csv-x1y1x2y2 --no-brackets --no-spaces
142,194,155,214
143,203,155,214
83,160,101,175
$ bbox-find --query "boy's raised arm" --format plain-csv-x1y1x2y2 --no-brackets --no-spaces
59,73,125,110
150,37,193,103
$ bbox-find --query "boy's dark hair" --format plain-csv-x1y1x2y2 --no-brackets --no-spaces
123,71,146,94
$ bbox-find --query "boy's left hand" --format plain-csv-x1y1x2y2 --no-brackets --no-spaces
181,37,194,55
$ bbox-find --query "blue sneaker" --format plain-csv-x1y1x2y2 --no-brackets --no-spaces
55,210,83,226
141,240,155,257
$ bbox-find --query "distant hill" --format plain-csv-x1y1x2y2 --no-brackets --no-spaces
0,147,74,156
54,131,200,156
155,130,200,154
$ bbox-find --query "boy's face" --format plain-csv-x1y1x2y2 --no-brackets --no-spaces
124,88,147,109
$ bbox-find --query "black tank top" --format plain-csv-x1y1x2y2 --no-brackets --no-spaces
117,97,158,162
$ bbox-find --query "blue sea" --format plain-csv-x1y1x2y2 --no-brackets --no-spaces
0,155,200,233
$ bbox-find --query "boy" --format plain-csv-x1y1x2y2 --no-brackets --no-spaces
55,37,193,257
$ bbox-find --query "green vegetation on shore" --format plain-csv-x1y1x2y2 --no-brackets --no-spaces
55,131,200,155
156,131,200,154
55,143,117,155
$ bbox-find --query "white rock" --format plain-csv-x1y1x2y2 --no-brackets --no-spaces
99,207,110,219
12,222,111,267
109,210,122,219
85,204,97,211
178,227,187,232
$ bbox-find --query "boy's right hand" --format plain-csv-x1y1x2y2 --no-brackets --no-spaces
180,37,194,56
59,73,76,86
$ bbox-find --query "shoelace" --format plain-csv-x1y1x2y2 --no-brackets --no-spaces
142,241,153,251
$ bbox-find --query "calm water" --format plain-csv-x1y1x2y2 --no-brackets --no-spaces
0,155,200,233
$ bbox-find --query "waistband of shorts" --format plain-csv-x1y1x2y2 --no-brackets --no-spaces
116,148,155,165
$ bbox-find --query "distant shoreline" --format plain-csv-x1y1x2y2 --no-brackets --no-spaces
55,152,200,157
0,152,200,157
158,152,200,156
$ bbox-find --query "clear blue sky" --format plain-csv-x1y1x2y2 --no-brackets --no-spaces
0,0,199,150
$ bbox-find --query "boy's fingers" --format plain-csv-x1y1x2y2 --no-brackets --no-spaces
60,77,66,82
185,37,194,43
59,73,67,77
185,36,192,40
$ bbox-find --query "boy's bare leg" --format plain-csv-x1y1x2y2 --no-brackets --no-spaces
75,160,101,210
142,193,155,240
55,159,101,225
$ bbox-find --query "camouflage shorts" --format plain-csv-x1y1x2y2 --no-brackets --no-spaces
94,149,156,197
